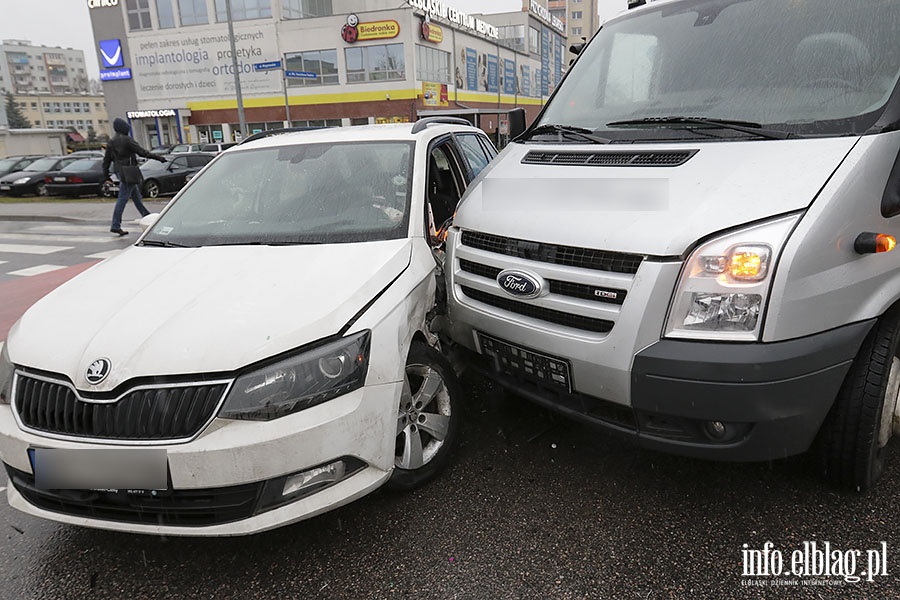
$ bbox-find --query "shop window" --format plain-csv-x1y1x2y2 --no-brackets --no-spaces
345,43,405,83
126,0,153,30
215,0,271,22
284,48,339,87
178,0,208,25
282,0,331,19
350,117,369,126
415,45,450,84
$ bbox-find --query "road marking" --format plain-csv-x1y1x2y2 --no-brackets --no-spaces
0,243,73,255
7,264,67,277
0,232,115,244
0,261,6,265
85,249,123,260
27,224,107,234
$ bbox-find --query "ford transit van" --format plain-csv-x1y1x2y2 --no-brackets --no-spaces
446,0,900,490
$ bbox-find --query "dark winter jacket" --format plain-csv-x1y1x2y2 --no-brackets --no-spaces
102,118,165,179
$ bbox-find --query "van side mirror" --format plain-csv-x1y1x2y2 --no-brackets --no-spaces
569,42,585,55
508,108,527,139
139,213,160,231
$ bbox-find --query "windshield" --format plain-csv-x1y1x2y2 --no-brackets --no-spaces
61,159,100,172
0,159,22,170
539,0,900,140
143,141,414,247
24,158,59,171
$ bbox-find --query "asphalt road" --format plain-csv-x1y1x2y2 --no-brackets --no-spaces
0,204,898,599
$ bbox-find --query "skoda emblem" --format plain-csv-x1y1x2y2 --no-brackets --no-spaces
85,358,112,385
497,270,542,299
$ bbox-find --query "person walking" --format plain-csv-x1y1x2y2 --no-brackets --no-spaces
102,117,167,236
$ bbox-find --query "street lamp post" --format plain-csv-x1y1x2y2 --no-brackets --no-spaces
224,0,247,140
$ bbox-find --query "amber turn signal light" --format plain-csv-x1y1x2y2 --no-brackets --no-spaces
854,232,897,254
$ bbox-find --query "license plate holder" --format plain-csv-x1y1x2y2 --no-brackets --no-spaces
28,447,168,491
0,185,9,191
477,333,573,392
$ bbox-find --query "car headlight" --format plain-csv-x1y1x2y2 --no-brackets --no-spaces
0,344,14,405
12,177,31,185
665,214,801,341
219,330,371,421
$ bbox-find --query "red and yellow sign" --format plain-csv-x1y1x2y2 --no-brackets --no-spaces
421,21,443,44
357,20,400,41
422,82,449,107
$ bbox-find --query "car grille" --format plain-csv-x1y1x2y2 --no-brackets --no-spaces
6,465,262,527
14,374,227,441
521,150,697,167
455,230,642,335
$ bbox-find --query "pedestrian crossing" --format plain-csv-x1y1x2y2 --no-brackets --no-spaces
0,221,131,280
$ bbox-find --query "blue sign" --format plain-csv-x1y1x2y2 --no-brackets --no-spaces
541,27,550,96
465,48,477,91
285,70,316,79
486,54,498,93
100,68,132,81
253,61,282,71
504,59,516,95
213,130,223,141
521,65,530,97
554,36,563,93
99,39,124,68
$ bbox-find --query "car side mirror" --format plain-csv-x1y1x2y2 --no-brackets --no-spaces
139,213,160,231
508,108,527,139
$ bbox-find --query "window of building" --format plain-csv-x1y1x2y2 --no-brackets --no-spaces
126,0,153,30
290,119,342,128
345,43,405,83
350,117,369,126
571,10,583,19
34,120,41,126
82,102,90,110
179,0,208,25
215,0,271,22
571,26,582,35
157,0,176,28
415,45,450,84
31,102,37,108
529,26,540,54
282,0,331,19
497,24,525,53
284,48,339,86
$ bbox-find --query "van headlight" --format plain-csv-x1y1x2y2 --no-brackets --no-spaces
219,331,371,421
0,344,14,405
664,214,800,341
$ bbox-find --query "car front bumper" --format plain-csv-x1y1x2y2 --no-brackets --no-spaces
0,381,400,536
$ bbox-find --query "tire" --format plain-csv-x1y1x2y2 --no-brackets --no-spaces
819,305,900,491
34,182,47,197
386,341,463,491
144,180,160,198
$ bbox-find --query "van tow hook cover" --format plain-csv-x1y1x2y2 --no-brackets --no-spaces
497,270,543,299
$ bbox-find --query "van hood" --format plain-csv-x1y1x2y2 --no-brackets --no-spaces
455,137,859,256
8,240,412,391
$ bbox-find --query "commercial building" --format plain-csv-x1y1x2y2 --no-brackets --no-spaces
544,0,602,52
0,40,90,95
13,94,111,142
87,0,569,148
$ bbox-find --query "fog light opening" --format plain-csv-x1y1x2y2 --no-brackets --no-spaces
282,459,348,497
704,420,728,441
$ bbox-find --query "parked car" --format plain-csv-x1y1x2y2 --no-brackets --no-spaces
0,155,81,196
0,155,43,179
133,152,214,198
44,158,106,197
0,119,496,536
150,144,174,155
199,142,237,153
67,150,105,158
168,143,205,154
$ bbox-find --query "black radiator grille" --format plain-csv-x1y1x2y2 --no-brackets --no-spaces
15,375,226,441
461,286,614,333
522,150,696,167
459,259,627,305
460,230,643,275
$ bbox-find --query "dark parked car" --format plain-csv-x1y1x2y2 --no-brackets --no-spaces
44,158,107,197
199,142,237,153
0,155,43,179
137,152,214,197
0,155,81,196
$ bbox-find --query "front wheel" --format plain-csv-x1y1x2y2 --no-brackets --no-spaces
143,180,160,198
34,182,47,197
819,306,900,491
387,342,462,491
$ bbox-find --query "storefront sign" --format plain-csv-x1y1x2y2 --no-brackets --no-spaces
100,68,132,81
529,0,565,34
127,109,177,119
88,0,119,8
421,20,443,43
341,14,400,43
99,39,124,69
422,82,448,106
407,0,498,40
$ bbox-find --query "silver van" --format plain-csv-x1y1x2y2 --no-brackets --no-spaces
446,0,900,490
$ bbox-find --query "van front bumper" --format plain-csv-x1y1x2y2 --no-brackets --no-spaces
463,320,874,461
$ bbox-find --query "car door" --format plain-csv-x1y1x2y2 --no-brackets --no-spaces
161,156,190,193
425,137,469,242
453,132,497,181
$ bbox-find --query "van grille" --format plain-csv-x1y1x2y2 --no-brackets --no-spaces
460,230,643,275
15,375,226,441
521,150,696,167
460,286,614,333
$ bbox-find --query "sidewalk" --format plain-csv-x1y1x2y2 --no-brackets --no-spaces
0,200,170,224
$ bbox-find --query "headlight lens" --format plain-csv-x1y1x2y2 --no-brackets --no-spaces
219,330,371,421
665,214,800,341
12,177,31,185
0,344,14,405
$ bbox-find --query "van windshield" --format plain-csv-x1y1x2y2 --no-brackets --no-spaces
142,141,413,247
539,0,900,140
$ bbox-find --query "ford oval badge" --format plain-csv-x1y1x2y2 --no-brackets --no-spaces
497,270,542,299
85,358,112,385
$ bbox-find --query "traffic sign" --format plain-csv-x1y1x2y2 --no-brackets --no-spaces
253,61,282,71
285,70,317,79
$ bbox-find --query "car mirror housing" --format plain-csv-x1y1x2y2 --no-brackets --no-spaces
139,213,161,231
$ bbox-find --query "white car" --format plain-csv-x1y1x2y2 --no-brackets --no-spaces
0,119,497,536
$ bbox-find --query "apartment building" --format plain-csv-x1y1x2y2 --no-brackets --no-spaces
0,40,90,95
13,94,111,140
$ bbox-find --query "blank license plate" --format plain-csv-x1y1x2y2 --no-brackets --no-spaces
29,448,167,491
478,333,572,392
53,177,66,182
0,185,9,191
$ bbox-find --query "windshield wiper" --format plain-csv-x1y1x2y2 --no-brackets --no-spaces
520,124,612,144
139,239,191,248
606,116,793,140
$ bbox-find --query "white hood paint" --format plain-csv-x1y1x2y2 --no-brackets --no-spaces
454,138,859,256
9,240,412,390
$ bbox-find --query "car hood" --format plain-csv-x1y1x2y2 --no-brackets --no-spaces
0,170,43,183
8,240,412,391
454,137,859,256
